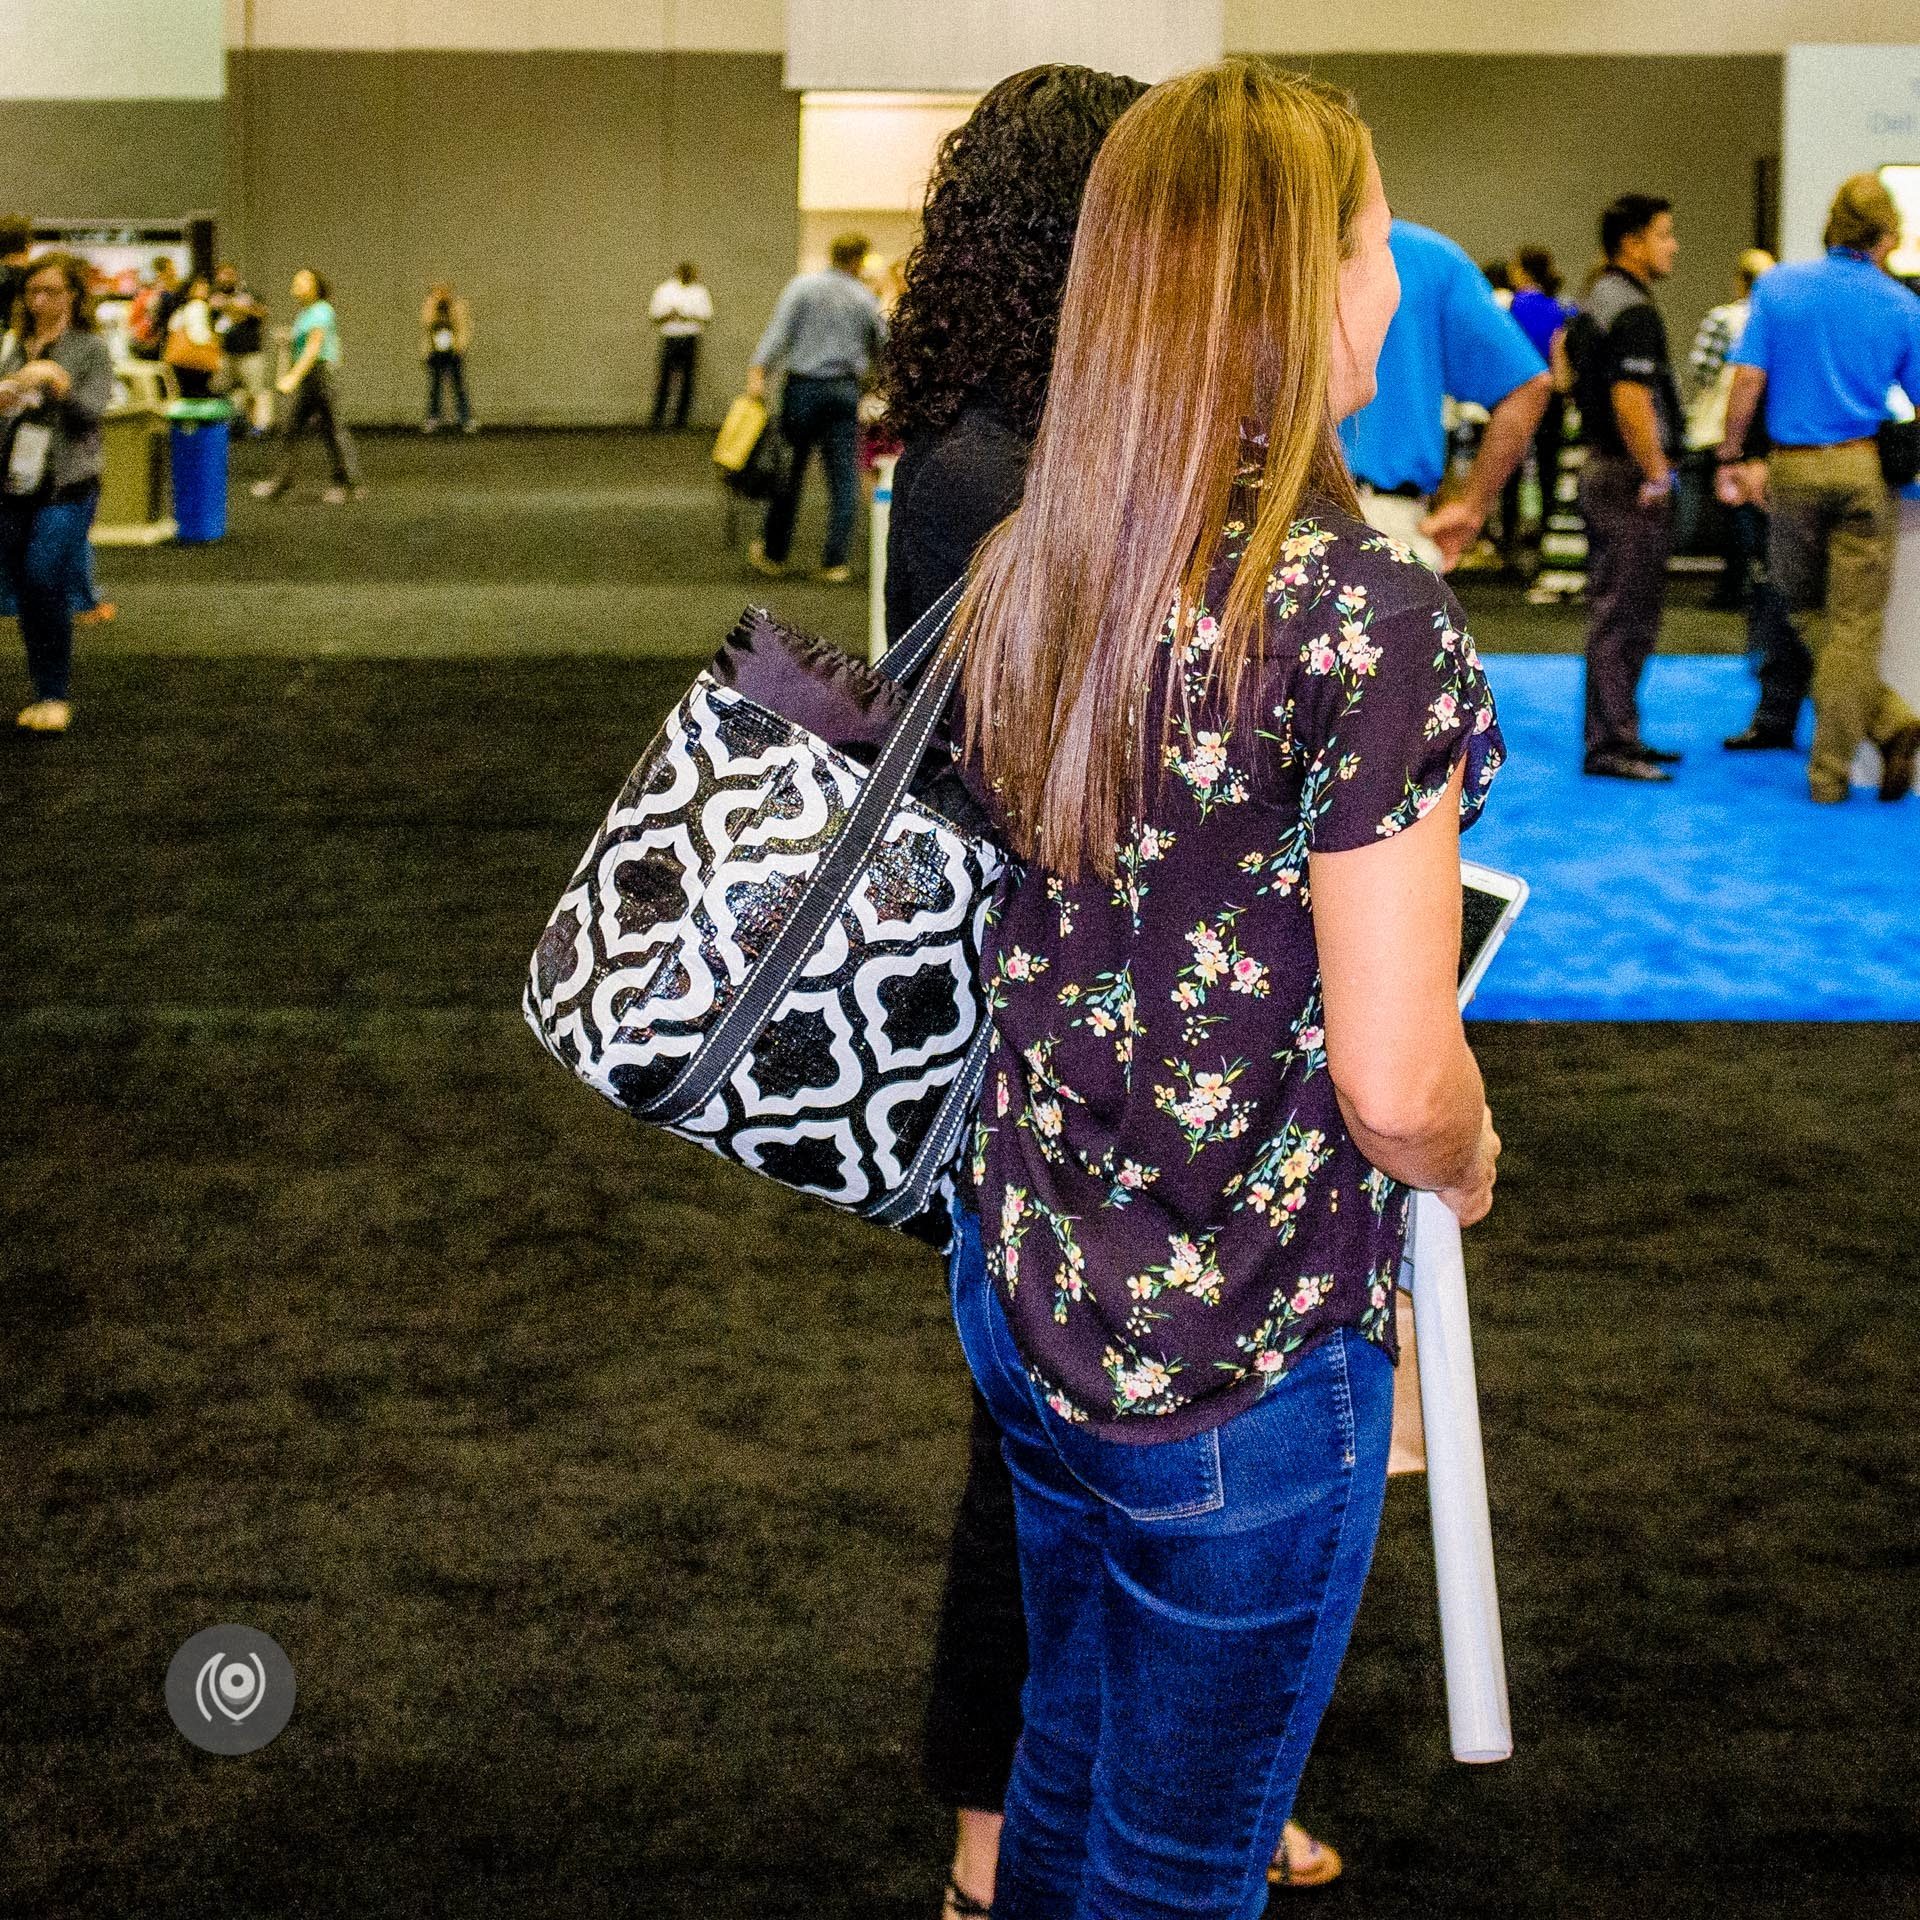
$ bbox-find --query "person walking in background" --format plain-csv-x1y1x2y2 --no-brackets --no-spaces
746,234,886,584
212,263,272,436
1689,250,1774,409
648,262,711,431
251,268,363,505
1503,244,1574,568
1715,439,1814,754
1341,219,1551,573
127,256,182,362
1569,194,1685,782
163,274,221,400
0,215,33,331
1718,173,1920,803
421,283,475,434
1686,249,1776,611
1701,249,1814,757
0,252,114,734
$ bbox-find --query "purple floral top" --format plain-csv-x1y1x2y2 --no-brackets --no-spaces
962,484,1504,1442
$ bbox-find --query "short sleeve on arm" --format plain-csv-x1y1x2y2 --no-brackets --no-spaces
1295,582,1505,856
1606,304,1665,387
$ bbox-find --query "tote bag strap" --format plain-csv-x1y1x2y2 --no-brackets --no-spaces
645,602,971,1127
874,573,967,686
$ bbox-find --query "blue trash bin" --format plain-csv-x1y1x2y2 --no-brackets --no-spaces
167,400,232,543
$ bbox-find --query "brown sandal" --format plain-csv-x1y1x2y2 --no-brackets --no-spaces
1267,1819,1344,1888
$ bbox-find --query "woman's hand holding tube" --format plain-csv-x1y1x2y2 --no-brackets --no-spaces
1434,1106,1500,1225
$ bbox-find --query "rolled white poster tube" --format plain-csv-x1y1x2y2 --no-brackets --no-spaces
1410,1186,1513,1763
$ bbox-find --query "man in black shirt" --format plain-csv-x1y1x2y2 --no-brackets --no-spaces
1570,194,1684,781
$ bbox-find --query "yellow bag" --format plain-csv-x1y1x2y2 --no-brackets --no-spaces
711,394,767,474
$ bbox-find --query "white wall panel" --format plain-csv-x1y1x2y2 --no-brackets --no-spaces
786,0,1223,90
2,0,223,99
799,94,976,212
1781,42,1920,257
229,0,784,52
1227,0,1920,57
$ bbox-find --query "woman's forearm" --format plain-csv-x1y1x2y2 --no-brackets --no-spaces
1311,754,1489,1196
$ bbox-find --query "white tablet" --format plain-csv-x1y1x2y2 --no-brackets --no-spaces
1458,862,1528,1011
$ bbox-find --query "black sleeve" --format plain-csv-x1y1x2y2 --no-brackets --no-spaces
884,424,1029,642
1604,304,1666,390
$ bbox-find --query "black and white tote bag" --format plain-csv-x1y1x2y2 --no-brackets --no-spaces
523,580,1007,1230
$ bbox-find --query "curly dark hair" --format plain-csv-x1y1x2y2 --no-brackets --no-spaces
882,64,1146,442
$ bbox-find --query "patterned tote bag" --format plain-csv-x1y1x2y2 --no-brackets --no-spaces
523,579,1008,1232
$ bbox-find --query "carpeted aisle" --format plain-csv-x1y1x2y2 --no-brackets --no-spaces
1467,656,1920,1021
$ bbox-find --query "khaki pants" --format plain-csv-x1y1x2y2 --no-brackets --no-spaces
1766,442,1917,799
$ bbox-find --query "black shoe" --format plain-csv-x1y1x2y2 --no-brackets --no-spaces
1723,723,1796,752
1878,723,1920,801
1628,740,1684,765
1584,749,1673,783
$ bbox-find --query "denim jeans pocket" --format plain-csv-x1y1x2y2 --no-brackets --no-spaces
1041,1419,1227,1523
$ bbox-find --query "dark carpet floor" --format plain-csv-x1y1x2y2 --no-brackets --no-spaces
3,436,1913,1920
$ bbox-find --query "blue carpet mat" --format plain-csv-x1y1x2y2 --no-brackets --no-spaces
1463,655,1919,1020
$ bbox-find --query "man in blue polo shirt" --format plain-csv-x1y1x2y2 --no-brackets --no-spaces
1718,172,1920,803
1340,219,1550,572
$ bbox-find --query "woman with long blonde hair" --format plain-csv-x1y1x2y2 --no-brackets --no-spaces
943,60,1504,1915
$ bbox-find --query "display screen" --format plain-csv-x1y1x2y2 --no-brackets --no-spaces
1460,881,1512,986
1881,165,1920,285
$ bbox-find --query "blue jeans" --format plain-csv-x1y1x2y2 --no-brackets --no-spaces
762,374,861,568
1,488,97,701
947,1203,1391,1920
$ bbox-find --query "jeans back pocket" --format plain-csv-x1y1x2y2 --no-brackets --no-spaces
1039,1415,1226,1522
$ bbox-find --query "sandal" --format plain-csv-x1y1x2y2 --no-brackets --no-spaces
941,1874,993,1918
1267,1819,1344,1888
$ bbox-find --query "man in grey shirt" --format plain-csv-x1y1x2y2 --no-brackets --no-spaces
746,232,886,584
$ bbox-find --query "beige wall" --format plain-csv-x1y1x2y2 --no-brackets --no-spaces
1294,53,1784,357
0,100,224,220
225,1,786,53
4,39,1786,429
1228,3,1920,55
224,2,1918,59
221,49,799,425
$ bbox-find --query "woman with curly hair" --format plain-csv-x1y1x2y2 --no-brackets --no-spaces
882,67,1347,1916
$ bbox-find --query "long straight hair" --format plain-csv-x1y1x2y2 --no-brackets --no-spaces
954,60,1370,882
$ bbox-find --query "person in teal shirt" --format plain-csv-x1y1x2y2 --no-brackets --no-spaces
289,291,342,369
251,267,362,504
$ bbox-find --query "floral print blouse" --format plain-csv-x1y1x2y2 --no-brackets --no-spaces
962,485,1504,1443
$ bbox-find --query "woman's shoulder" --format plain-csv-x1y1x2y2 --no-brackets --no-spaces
897,408,1030,536
1257,495,1463,634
